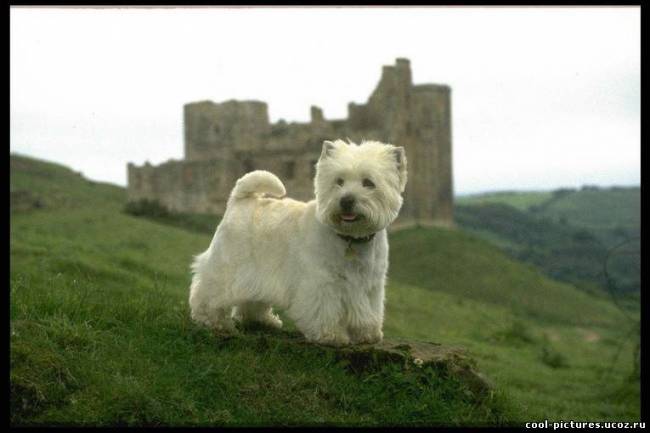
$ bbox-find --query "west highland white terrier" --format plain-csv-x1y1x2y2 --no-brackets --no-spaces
188,139,407,346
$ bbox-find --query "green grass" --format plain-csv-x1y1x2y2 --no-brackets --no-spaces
456,190,552,211
10,213,511,427
10,154,125,212
388,226,626,326
533,187,640,247
454,202,641,296
457,186,640,248
384,282,639,422
10,154,640,425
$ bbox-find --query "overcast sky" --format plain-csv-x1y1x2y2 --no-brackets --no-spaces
10,6,640,194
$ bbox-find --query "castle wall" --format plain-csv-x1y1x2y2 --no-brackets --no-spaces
184,100,270,160
408,84,454,225
432,86,454,224
128,158,233,214
183,101,221,161
128,58,454,227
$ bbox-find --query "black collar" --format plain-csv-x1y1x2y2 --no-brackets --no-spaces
337,233,376,244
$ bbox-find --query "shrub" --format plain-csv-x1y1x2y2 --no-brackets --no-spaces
124,199,170,218
540,344,568,369
492,320,536,345
123,199,218,234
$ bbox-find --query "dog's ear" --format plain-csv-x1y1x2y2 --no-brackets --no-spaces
393,146,408,193
320,140,337,160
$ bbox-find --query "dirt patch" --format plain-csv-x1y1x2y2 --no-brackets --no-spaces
580,329,601,343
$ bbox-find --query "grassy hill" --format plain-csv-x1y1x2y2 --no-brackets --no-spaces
455,185,641,301
458,187,640,247
532,187,640,247
456,190,552,211
454,203,640,297
10,154,640,425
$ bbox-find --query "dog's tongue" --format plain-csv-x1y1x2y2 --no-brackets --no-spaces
341,213,357,221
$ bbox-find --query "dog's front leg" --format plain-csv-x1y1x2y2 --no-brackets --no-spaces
292,283,350,347
347,285,384,345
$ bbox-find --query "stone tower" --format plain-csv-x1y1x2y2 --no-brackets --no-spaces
127,58,453,227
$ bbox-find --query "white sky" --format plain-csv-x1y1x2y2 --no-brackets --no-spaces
10,6,640,194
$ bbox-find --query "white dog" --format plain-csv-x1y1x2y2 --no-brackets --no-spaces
188,139,407,346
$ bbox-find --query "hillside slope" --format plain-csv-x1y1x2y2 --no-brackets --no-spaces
9,154,510,426
10,154,639,425
456,190,552,211
457,187,640,247
454,203,640,296
533,187,640,247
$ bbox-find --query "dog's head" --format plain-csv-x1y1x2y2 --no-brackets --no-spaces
314,139,408,237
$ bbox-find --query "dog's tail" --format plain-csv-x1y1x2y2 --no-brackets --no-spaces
229,170,286,201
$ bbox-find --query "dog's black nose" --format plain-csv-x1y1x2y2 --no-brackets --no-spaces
340,195,355,212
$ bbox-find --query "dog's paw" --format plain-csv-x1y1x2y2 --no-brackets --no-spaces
309,330,351,347
350,327,383,345
210,317,239,335
233,308,283,330
261,312,283,329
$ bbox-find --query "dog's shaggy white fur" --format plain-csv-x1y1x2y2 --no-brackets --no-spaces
189,139,407,346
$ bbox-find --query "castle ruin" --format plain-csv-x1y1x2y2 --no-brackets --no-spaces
127,58,453,226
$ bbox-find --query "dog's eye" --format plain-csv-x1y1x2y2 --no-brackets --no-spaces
336,178,344,186
362,178,375,189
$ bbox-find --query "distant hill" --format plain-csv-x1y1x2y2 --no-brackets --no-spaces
455,186,640,297
456,190,552,211
10,153,639,425
457,186,640,247
10,154,125,212
530,187,640,247
454,203,640,297
389,224,622,325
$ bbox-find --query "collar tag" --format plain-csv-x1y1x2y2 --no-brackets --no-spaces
338,232,375,259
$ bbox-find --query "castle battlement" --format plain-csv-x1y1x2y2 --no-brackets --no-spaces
127,58,454,226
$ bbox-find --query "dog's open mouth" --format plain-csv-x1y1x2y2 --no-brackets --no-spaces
340,213,360,223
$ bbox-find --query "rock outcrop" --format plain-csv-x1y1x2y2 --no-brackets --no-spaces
217,326,493,400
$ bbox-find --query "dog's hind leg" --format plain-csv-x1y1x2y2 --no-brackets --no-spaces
189,278,237,334
190,299,237,334
188,247,240,333
232,301,283,329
